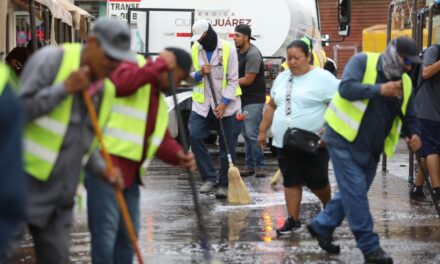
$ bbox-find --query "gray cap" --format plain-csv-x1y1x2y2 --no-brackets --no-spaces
90,17,136,62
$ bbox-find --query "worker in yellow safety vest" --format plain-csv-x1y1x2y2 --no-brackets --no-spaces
189,19,241,199
307,37,422,264
85,48,196,264
281,36,327,70
6,18,133,264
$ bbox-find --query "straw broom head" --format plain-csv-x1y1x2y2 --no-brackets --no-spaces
270,169,282,186
227,165,250,204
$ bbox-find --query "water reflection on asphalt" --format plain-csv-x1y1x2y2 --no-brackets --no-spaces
17,146,440,263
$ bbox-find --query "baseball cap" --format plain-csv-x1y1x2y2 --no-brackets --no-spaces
90,17,136,63
191,20,210,42
234,25,256,40
394,37,422,64
165,47,197,86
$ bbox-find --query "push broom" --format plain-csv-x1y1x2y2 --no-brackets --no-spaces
168,72,213,262
82,90,144,264
207,74,250,204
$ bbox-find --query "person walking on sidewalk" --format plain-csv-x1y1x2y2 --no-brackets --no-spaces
307,37,421,264
233,25,267,178
86,48,196,264
8,18,131,264
189,20,241,199
410,44,440,204
258,40,338,236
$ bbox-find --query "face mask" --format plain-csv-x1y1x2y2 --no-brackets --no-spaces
198,25,218,52
381,41,406,80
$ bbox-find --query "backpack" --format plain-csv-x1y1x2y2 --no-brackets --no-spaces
411,44,440,94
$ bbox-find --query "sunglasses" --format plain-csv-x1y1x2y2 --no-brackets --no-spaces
403,57,413,65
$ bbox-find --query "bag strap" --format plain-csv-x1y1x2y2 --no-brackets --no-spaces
285,74,294,128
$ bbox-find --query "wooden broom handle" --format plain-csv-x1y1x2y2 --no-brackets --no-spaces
82,91,144,264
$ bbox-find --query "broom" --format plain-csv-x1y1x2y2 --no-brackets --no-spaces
206,74,250,204
82,90,144,264
270,169,282,186
168,72,213,262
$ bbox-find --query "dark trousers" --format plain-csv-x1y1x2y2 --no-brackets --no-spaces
189,110,237,187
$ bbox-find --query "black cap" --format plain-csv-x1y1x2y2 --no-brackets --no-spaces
394,37,422,64
165,47,197,86
234,25,256,41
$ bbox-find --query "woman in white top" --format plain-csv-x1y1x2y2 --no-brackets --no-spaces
258,40,339,235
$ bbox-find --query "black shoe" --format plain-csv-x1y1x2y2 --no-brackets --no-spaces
410,186,431,205
306,224,340,254
276,217,301,235
255,168,267,178
363,248,393,264
433,188,440,203
240,167,255,177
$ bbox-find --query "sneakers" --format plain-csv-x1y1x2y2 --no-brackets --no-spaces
240,167,255,177
409,186,431,205
306,224,340,254
215,186,227,199
255,168,267,178
200,181,216,193
363,248,393,264
276,217,301,235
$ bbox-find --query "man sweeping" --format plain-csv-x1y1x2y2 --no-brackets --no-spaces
6,18,131,264
85,47,196,264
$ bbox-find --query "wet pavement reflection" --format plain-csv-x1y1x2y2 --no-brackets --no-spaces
17,142,440,263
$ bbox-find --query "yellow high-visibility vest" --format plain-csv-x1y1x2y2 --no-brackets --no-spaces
102,55,169,171
324,52,412,157
0,63,10,95
191,40,242,103
23,44,79,181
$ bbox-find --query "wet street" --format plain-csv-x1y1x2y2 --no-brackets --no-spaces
17,140,440,263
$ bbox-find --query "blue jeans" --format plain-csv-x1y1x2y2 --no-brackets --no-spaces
242,103,265,169
189,110,237,187
85,173,140,264
309,146,380,254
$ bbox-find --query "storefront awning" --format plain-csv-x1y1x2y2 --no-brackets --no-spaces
35,0,72,26
57,0,92,30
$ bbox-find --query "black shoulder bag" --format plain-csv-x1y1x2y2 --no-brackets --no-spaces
282,75,320,156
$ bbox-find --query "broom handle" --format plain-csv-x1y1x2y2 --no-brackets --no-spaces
82,91,145,264
168,73,212,261
395,101,440,218
206,73,233,164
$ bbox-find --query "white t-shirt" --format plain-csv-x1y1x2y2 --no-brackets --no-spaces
270,68,339,148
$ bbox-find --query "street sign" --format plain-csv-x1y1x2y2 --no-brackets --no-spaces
107,0,141,22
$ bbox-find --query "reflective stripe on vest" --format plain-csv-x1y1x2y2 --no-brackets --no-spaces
0,64,10,95
324,52,412,157
103,55,169,163
24,43,80,181
191,40,242,103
